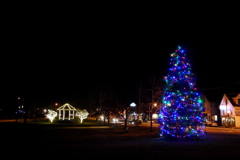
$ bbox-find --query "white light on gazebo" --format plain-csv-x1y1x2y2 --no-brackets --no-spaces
57,103,77,120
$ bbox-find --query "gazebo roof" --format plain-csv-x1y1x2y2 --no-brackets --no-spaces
57,103,77,111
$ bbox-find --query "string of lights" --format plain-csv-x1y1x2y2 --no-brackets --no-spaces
158,45,206,139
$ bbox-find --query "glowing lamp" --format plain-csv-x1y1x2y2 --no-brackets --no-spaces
152,113,158,119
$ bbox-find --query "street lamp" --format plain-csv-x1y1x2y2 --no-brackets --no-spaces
130,102,137,125
124,102,137,130
55,103,60,109
130,102,136,107
150,102,157,132
149,103,157,132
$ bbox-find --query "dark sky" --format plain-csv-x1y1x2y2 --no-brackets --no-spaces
2,3,240,105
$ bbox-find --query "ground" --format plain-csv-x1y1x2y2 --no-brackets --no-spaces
1,118,240,160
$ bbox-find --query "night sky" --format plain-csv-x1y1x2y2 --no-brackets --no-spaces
2,3,240,108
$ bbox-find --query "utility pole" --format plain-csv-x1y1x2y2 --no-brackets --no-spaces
150,89,153,132
136,87,141,126
23,97,27,124
150,75,156,132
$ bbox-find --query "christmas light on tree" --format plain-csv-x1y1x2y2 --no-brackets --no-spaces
158,45,206,139
46,109,57,122
76,109,89,123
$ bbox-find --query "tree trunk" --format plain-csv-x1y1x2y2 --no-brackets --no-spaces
125,118,127,129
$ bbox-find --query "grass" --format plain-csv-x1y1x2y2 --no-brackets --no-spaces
1,117,240,159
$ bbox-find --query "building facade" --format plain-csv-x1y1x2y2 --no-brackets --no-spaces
219,93,240,127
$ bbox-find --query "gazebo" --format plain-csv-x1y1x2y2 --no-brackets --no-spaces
57,103,77,120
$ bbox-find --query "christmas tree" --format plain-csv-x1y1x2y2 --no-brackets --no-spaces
158,45,206,139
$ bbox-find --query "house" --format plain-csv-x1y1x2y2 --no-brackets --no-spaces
201,81,240,127
202,93,221,126
219,93,240,127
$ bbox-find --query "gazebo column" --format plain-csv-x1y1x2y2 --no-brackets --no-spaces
68,111,70,119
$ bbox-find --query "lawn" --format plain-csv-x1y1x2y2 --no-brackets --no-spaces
1,118,240,160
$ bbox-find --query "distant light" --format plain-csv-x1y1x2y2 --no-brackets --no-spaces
130,102,136,107
112,118,118,122
152,113,158,119
219,105,226,110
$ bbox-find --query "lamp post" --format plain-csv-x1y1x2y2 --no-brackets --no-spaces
124,102,136,130
130,102,137,125
150,103,157,132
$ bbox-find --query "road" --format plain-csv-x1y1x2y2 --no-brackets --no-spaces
139,121,240,135
206,126,240,135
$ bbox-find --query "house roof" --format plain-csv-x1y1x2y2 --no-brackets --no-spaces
225,93,240,97
200,82,240,103
229,99,240,107
201,91,223,102
202,91,240,107
226,93,240,107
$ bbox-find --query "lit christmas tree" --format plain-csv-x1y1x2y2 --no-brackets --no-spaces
76,109,89,123
158,45,206,139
